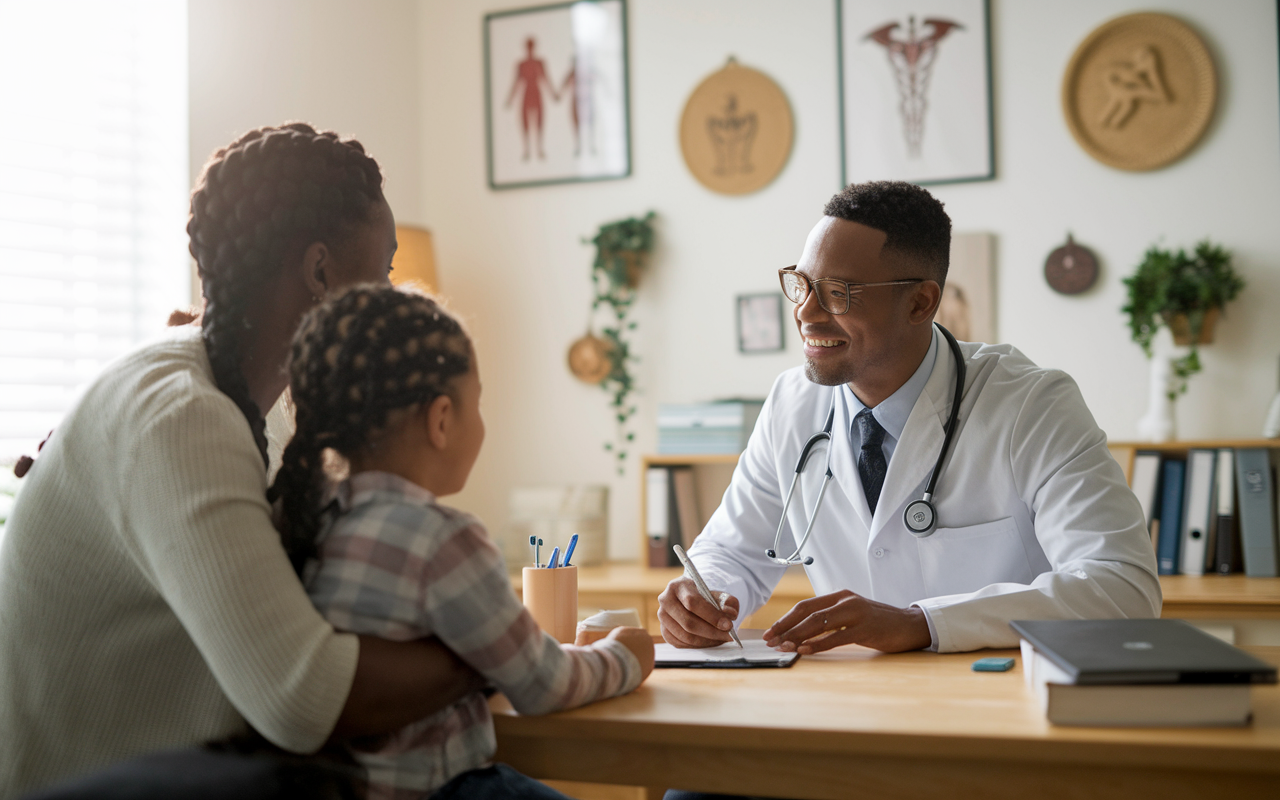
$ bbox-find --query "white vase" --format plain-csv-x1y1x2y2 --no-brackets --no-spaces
1265,391,1280,438
1136,331,1179,443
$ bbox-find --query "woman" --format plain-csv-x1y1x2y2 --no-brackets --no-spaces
0,123,481,797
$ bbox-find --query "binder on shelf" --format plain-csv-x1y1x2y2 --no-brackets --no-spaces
645,467,671,569
1130,451,1162,538
1156,459,1185,575
1215,448,1241,574
670,467,701,554
1236,448,1279,577
1178,449,1216,576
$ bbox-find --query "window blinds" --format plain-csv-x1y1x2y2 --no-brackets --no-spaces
0,1,189,463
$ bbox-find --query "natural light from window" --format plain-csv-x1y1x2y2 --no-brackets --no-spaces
0,0,190,477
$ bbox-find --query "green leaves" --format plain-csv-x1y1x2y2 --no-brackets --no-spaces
585,212,656,475
1122,239,1245,398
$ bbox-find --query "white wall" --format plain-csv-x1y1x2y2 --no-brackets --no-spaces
187,1,1280,562
418,0,1280,562
188,0,425,225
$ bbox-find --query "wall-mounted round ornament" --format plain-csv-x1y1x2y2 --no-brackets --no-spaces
679,57,794,195
567,331,613,385
1062,13,1216,171
1044,234,1099,295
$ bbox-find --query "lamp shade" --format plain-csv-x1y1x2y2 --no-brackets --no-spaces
391,225,438,293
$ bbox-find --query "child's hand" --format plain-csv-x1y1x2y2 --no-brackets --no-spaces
604,626,655,681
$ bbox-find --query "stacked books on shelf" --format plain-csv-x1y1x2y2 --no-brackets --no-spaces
1129,447,1278,577
1013,619,1277,726
645,465,701,568
657,400,765,455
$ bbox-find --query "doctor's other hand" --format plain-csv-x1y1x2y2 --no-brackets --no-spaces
657,577,740,648
763,590,931,654
602,626,655,681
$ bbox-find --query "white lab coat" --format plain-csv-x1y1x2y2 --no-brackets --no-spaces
687,331,1162,652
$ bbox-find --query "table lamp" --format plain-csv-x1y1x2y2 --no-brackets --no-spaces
391,224,438,293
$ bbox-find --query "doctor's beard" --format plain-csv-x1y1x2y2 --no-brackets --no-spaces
804,357,855,387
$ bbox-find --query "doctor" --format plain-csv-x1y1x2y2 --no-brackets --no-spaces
658,181,1161,655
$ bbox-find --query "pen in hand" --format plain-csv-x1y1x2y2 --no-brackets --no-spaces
672,544,743,649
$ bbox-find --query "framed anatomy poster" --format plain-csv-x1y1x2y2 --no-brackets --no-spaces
837,0,994,185
484,0,631,190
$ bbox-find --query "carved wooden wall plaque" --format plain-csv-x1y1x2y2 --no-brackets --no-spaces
1062,13,1216,171
680,58,794,195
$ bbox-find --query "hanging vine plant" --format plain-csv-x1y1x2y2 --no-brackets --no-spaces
566,212,656,474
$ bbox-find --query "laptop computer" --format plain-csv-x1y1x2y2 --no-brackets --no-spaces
1010,619,1278,685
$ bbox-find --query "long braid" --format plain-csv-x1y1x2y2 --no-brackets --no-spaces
270,286,473,574
187,122,385,466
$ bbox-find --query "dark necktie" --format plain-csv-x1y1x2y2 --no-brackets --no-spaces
856,408,888,514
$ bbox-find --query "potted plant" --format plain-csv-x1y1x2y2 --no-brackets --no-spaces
1122,240,1245,401
566,212,656,474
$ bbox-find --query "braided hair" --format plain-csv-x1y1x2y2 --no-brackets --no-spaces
187,122,385,467
269,285,473,574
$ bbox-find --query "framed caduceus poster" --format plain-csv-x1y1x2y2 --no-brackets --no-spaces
837,0,994,186
484,0,631,190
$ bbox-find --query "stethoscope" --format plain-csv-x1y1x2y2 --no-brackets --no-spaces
765,323,967,566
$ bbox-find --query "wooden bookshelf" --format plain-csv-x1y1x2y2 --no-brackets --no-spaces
1107,438,1279,485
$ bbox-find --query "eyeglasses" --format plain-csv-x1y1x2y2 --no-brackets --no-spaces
778,266,923,316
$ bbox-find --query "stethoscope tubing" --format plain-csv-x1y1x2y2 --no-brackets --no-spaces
766,323,965,565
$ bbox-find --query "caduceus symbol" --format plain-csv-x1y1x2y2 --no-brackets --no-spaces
865,16,963,159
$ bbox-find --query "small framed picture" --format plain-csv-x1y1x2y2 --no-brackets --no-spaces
837,0,994,185
737,293,785,354
484,0,631,190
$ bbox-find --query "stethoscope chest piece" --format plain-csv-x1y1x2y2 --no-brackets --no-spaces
903,499,937,538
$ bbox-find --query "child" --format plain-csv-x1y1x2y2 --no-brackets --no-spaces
269,285,654,799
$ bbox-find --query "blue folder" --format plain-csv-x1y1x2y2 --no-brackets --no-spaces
1156,458,1186,575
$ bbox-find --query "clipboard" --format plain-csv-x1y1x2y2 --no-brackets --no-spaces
655,640,799,669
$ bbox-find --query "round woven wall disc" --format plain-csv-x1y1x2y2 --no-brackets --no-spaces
680,58,794,195
1044,234,1099,295
567,333,613,385
1062,12,1216,171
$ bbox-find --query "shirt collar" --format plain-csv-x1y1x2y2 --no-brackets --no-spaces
845,326,939,441
335,470,437,512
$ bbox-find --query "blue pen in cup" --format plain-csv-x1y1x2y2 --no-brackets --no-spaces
547,546,561,569
563,533,579,567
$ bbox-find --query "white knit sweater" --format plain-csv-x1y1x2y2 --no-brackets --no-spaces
0,328,359,798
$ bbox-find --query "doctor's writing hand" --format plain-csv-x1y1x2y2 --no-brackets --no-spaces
657,577,740,648
763,590,932,654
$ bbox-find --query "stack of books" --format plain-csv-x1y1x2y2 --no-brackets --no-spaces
1129,447,1279,577
657,400,765,455
1013,619,1277,726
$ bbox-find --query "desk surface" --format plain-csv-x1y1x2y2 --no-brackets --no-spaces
492,642,1280,799
513,563,1280,605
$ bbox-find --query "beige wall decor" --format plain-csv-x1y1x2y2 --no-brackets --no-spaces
1062,12,1216,172
679,57,794,195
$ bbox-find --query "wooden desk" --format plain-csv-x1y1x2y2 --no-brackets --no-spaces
492,643,1280,800
514,564,1280,644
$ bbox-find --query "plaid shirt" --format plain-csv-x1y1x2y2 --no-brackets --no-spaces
306,472,642,798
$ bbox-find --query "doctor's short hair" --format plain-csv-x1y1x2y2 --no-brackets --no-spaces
823,181,951,287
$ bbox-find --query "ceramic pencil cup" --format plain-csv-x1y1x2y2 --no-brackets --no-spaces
522,565,578,643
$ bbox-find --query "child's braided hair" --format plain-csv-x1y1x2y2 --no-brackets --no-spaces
187,122,385,468
269,285,473,574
